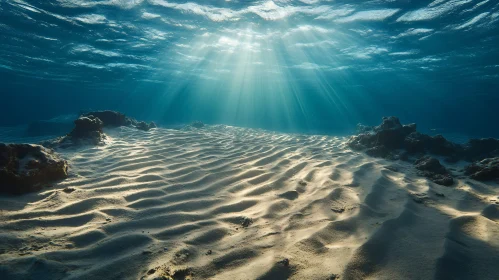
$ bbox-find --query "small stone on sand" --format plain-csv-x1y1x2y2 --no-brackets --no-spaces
277,258,289,266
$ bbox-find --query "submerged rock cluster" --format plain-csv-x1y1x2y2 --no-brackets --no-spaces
66,115,106,145
81,110,157,131
464,158,499,181
414,156,454,186
43,110,157,148
0,110,159,194
0,144,68,194
348,116,499,183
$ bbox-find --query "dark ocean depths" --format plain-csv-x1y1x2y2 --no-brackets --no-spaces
1,0,498,138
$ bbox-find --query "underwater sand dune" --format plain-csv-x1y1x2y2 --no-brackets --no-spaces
1,125,498,279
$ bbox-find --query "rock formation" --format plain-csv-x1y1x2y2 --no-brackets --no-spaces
82,110,128,127
42,111,157,147
347,116,416,158
349,116,499,183
414,156,454,186
83,110,157,131
0,144,68,194
462,138,499,162
136,121,157,131
464,158,499,181
68,115,106,144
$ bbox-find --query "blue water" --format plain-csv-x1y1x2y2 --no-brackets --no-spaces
1,0,498,137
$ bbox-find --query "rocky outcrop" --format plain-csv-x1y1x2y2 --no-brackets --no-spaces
349,117,497,163
348,117,416,157
0,144,68,194
136,121,157,131
464,158,499,181
349,117,464,161
462,138,499,162
44,115,107,148
82,111,157,131
68,116,106,144
415,156,454,186
43,111,158,148
82,111,127,127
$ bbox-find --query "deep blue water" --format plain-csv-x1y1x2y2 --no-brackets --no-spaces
1,0,498,137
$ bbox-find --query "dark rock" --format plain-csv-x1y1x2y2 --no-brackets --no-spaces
375,128,406,149
135,121,157,131
349,117,499,184
41,116,106,148
430,174,454,186
167,268,192,279
402,123,417,136
375,116,403,132
415,156,448,175
346,133,373,151
206,249,212,255
135,121,148,131
356,123,374,134
277,258,290,266
241,217,253,227
82,111,127,127
0,144,68,194
70,116,103,138
427,135,462,157
365,146,390,158
62,115,106,146
348,117,416,153
125,118,138,127
82,111,157,133
404,133,461,157
464,158,499,181
329,274,340,280
62,187,75,193
404,132,431,154
415,156,454,186
463,138,499,161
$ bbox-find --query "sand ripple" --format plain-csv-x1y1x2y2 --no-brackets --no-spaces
1,125,498,279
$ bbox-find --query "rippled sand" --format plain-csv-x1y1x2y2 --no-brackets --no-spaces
1,125,498,279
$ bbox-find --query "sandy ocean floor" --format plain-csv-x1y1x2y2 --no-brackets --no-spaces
1,125,498,280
